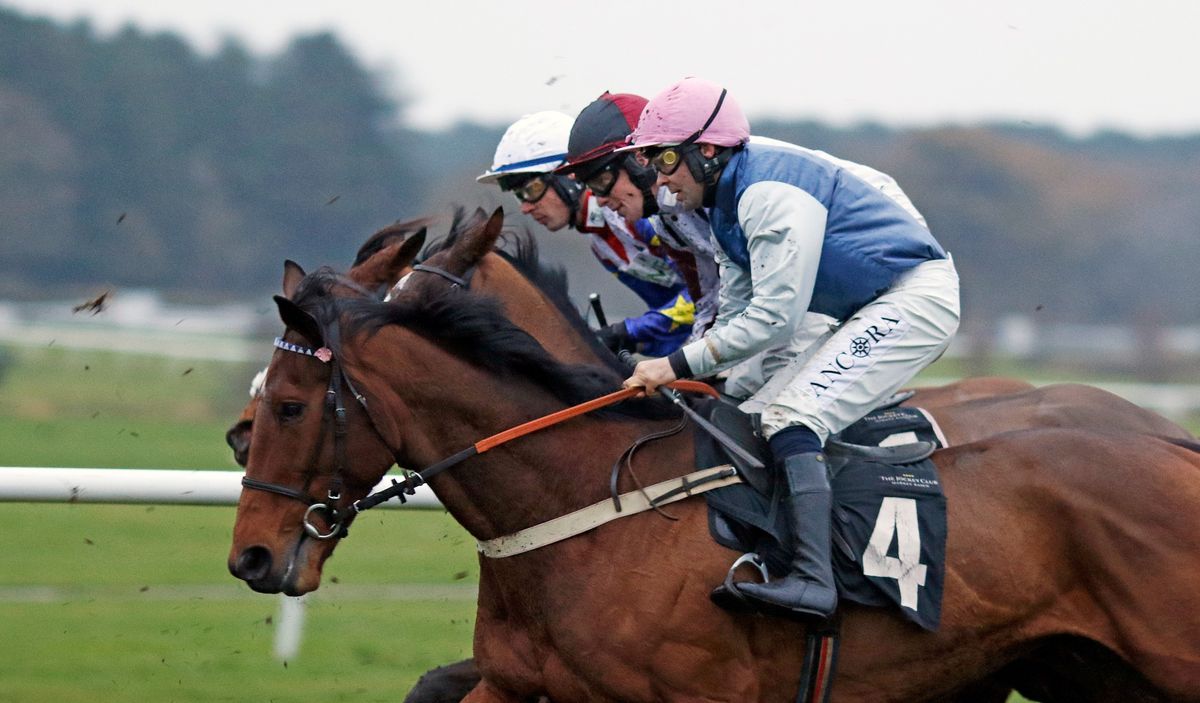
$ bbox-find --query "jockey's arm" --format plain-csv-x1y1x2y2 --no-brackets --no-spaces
671,181,826,379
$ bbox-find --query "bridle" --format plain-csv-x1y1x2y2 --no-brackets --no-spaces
240,335,401,540
238,260,478,540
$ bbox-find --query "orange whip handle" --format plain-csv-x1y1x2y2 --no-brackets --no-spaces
473,380,718,453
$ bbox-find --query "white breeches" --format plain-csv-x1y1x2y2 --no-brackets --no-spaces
729,257,961,442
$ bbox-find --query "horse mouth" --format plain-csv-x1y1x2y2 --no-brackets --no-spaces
230,537,319,596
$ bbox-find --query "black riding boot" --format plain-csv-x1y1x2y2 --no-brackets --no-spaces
736,452,838,618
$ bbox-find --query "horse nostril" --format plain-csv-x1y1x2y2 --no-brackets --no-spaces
226,422,252,467
234,546,273,582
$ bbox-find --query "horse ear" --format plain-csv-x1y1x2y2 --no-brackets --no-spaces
273,295,324,348
398,227,427,267
282,260,306,299
351,228,427,291
452,207,505,266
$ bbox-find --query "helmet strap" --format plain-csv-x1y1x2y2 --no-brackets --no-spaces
691,145,740,208
548,175,584,222
685,144,734,186
623,154,660,217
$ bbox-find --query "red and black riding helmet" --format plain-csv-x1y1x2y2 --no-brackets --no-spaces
556,92,660,215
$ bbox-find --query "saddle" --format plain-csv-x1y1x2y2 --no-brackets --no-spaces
691,396,948,632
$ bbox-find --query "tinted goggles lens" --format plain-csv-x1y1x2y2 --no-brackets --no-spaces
643,146,685,176
584,163,619,197
510,176,550,204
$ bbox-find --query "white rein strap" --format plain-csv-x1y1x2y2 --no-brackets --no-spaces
477,465,743,559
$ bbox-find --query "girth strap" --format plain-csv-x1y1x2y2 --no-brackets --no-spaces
796,621,840,703
477,465,742,558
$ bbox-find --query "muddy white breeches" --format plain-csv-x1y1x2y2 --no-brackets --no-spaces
730,257,960,442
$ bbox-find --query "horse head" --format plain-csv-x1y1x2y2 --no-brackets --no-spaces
226,208,612,468
228,249,430,594
224,224,428,468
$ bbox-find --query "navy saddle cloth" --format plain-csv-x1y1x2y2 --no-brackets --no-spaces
693,398,948,631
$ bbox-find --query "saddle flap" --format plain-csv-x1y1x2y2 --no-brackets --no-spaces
692,399,773,496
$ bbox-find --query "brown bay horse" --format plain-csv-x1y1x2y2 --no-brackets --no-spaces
230,213,1200,701
232,210,1192,702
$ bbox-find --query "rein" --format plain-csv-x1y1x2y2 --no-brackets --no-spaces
354,379,719,512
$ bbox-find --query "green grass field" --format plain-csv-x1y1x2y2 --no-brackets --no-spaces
8,342,1189,701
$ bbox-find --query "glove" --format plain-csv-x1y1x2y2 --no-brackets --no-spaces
596,321,633,353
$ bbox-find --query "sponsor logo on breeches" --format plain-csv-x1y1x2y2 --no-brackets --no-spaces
810,315,902,397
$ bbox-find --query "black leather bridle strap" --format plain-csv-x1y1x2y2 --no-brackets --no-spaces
411,263,470,288
326,358,349,501
241,476,315,504
352,445,478,512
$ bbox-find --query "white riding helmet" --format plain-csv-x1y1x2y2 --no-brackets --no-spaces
477,111,575,184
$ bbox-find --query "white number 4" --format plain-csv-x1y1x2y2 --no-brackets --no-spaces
861,497,928,611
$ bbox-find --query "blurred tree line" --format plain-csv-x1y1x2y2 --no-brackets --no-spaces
1,6,1198,325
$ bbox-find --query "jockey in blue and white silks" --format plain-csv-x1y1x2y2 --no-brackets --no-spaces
622,78,960,620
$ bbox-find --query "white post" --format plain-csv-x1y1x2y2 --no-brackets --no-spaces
274,595,307,662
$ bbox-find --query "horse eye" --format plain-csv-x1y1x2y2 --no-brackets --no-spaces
277,402,306,422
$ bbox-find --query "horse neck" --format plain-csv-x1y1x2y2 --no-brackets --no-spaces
355,329,693,541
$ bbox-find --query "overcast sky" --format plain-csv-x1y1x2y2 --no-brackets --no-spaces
7,0,1200,136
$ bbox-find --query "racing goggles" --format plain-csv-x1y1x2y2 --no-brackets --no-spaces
583,160,621,197
507,175,550,204
640,145,687,176
639,87,728,177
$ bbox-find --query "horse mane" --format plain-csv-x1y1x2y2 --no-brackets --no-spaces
422,206,630,377
292,267,679,421
490,230,632,378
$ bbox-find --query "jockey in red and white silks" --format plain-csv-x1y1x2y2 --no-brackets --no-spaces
477,111,694,356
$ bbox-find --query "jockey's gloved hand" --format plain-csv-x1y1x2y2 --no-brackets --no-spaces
596,321,632,353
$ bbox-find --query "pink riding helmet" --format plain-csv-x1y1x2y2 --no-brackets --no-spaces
626,77,750,149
